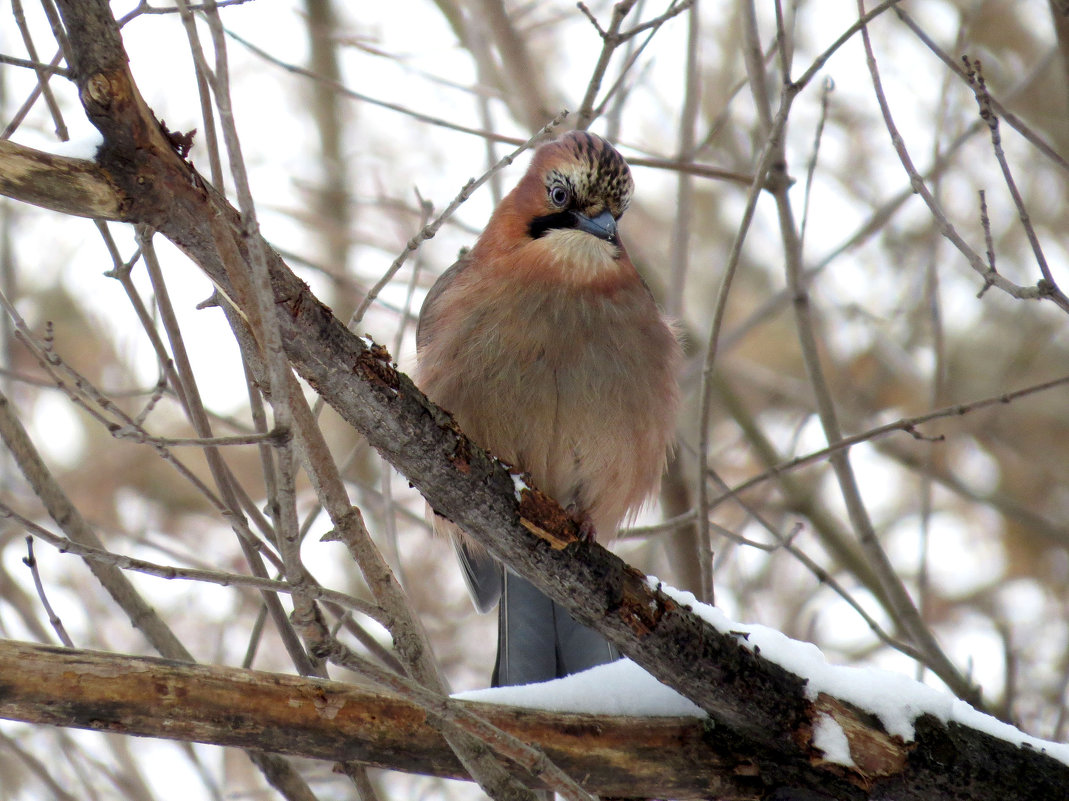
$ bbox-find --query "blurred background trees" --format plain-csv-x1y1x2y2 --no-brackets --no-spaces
1,0,1068,798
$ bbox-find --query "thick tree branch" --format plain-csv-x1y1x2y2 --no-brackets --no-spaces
0,639,746,798
2,639,1067,800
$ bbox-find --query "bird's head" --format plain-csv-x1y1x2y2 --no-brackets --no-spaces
474,131,637,285
524,130,634,245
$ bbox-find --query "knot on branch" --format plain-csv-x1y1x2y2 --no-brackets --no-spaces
763,161,794,193
85,73,116,109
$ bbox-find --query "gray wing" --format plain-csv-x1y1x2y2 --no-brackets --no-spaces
419,256,501,613
454,536,503,614
416,255,472,354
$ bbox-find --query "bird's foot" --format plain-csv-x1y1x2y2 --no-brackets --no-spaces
566,504,598,543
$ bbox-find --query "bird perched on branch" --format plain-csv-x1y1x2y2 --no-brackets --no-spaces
416,130,681,687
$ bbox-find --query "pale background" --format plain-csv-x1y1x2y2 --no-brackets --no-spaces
1,0,1069,798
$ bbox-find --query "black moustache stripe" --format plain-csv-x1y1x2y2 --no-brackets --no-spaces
528,211,577,240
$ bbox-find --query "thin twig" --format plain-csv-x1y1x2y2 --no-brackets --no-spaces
789,0,905,94
875,436,1069,552
38,0,73,64
117,0,253,27
975,189,997,299
22,537,74,647
603,0,647,141
4,508,385,621
621,155,753,184
812,31,1055,275
169,0,225,188
916,40,960,673
109,428,287,447
620,509,698,537
100,225,280,552
708,470,930,666
962,56,1068,310
694,0,795,607
711,373,1069,508
575,0,639,129
859,2,1055,313
135,230,286,559
224,25,522,144
391,192,434,360
0,383,194,659
798,76,834,253
666,0,700,318
0,48,63,140
894,5,1069,176
0,53,69,76
615,0,695,44
2,295,285,572
11,0,68,140
588,3,689,124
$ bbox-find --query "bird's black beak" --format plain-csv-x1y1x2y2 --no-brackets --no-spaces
573,209,618,243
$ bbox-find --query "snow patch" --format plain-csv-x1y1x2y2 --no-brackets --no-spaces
510,472,529,500
454,658,703,718
14,130,104,160
453,575,1069,768
655,579,1069,764
813,713,855,766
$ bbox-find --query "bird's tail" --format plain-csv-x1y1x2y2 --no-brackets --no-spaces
492,569,619,687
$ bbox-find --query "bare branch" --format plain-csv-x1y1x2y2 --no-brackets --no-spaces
22,537,75,647
224,26,522,144
895,5,1069,175
712,373,1069,512
4,506,385,621
0,384,194,660
858,2,1057,313
0,140,122,219
962,56,1069,310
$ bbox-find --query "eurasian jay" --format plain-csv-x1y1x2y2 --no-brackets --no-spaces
416,130,681,686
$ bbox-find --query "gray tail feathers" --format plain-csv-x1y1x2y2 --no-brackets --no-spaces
491,569,619,687
454,538,503,614
455,538,620,686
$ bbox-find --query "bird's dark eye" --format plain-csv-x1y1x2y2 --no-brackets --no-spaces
549,185,570,208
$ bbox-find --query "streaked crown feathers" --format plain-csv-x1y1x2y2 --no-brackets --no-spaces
530,131,634,219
